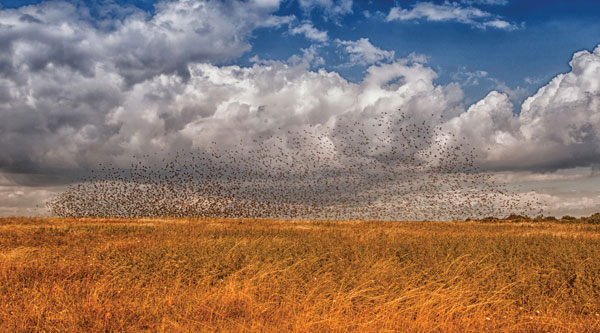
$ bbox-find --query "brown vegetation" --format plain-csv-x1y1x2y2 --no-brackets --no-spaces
2,217,600,331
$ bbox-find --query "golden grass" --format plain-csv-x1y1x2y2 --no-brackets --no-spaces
1,217,600,332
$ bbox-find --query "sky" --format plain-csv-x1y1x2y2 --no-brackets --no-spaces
0,0,600,217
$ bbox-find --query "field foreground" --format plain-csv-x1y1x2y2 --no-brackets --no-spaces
2,217,600,332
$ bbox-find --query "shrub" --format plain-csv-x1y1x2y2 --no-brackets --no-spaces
481,216,500,223
532,215,557,222
504,214,531,222
585,213,600,224
560,215,577,222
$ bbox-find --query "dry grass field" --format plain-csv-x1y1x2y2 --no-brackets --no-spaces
2,217,600,332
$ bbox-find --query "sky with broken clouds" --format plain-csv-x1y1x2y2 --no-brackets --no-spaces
1,0,600,216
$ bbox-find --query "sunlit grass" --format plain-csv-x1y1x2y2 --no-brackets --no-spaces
1,217,600,331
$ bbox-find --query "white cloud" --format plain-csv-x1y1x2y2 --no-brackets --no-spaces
0,0,295,175
445,45,600,171
524,76,545,86
489,78,528,102
517,45,600,167
287,45,326,67
445,91,520,160
298,0,353,17
336,38,395,66
289,22,328,42
530,192,600,217
386,1,517,30
452,68,489,86
406,52,429,64
0,42,464,180
0,0,291,86
483,19,513,29
2,1,600,217
4,10,599,179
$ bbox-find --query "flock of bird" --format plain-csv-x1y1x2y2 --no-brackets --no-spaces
48,111,544,220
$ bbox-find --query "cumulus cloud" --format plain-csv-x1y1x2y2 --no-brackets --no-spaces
386,1,517,30
289,21,328,42
0,0,291,176
0,0,291,86
0,36,464,186
517,46,600,168
336,38,395,66
2,1,600,216
445,91,520,153
116,57,465,158
3,1,600,182
446,45,600,171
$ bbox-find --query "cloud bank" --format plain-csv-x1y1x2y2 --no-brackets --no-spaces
0,0,599,216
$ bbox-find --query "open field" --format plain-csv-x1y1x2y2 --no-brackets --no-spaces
2,217,600,332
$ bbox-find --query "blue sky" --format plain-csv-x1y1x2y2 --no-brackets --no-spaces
1,0,600,217
255,0,600,104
